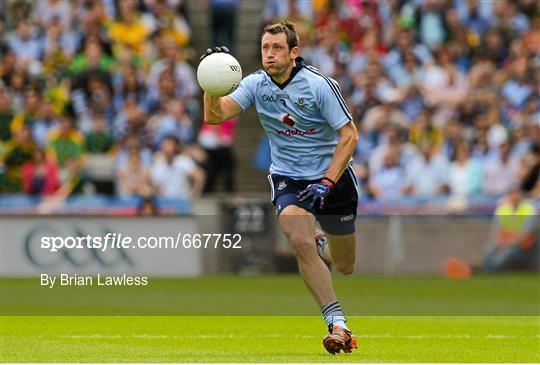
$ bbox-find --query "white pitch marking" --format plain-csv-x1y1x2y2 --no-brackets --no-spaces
60,334,539,340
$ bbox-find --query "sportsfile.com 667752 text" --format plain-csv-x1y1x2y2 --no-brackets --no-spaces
40,233,243,252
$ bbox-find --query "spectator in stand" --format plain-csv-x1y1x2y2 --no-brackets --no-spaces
447,141,483,199
459,0,491,42
475,28,507,68
113,66,148,112
361,87,410,144
471,129,497,165
369,123,417,175
1,124,37,193
404,140,449,198
148,38,198,105
368,145,406,201
141,0,191,47
85,114,114,154
46,114,85,192
0,46,18,87
116,145,152,198
43,15,79,61
441,119,464,161
484,186,538,273
209,0,239,54
483,141,520,197
137,196,159,216
494,0,530,37
501,55,533,113
262,0,313,25
7,21,43,71
0,90,15,142
198,117,238,193
409,108,444,151
32,99,59,148
116,133,153,171
518,143,540,199
147,67,178,113
149,99,194,148
523,14,540,54
21,148,60,196
383,27,433,75
69,37,115,75
150,136,205,200
415,0,446,51
34,0,72,30
113,98,151,148
108,0,150,55
11,89,42,132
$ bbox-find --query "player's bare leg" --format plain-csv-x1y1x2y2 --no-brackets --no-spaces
324,233,356,275
279,205,357,354
314,230,358,353
279,205,336,306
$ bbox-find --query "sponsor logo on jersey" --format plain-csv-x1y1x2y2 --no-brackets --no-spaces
262,93,289,102
280,113,296,127
277,128,317,136
277,113,317,136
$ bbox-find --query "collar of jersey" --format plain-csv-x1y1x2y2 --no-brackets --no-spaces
266,57,305,90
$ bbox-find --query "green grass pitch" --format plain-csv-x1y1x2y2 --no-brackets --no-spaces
2,316,539,362
1,275,539,362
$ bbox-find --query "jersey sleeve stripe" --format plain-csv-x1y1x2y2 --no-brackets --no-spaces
305,66,353,121
305,66,352,120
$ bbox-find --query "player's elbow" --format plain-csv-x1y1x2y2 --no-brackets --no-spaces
347,132,358,149
204,111,223,125
350,133,358,145
205,116,221,124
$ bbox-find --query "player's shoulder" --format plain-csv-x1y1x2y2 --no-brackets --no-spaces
241,69,266,84
302,64,339,89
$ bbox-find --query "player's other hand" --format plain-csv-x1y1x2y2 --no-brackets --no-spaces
297,178,335,210
200,46,230,61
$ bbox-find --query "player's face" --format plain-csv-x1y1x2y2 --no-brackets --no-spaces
261,33,298,78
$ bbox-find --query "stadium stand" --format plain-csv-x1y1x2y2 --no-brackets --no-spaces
0,0,538,215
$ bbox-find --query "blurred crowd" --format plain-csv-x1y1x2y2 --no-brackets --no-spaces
1,0,539,213
265,0,539,205
0,0,239,209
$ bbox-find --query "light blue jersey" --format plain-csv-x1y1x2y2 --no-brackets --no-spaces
229,58,353,180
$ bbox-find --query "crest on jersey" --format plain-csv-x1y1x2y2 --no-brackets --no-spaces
294,97,309,110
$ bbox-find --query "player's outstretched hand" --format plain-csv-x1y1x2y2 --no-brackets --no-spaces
297,178,335,210
200,46,230,61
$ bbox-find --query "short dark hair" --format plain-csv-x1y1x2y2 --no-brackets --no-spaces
262,22,299,50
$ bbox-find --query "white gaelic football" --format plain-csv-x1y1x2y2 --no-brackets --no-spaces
197,52,242,96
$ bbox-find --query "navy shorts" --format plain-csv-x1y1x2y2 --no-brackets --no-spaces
268,166,359,235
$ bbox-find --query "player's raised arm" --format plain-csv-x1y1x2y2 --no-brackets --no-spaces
203,93,242,125
198,46,243,125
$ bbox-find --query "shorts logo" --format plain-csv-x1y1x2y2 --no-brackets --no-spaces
277,181,287,190
340,214,354,222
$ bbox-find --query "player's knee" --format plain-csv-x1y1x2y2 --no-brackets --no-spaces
289,232,315,259
335,259,356,275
